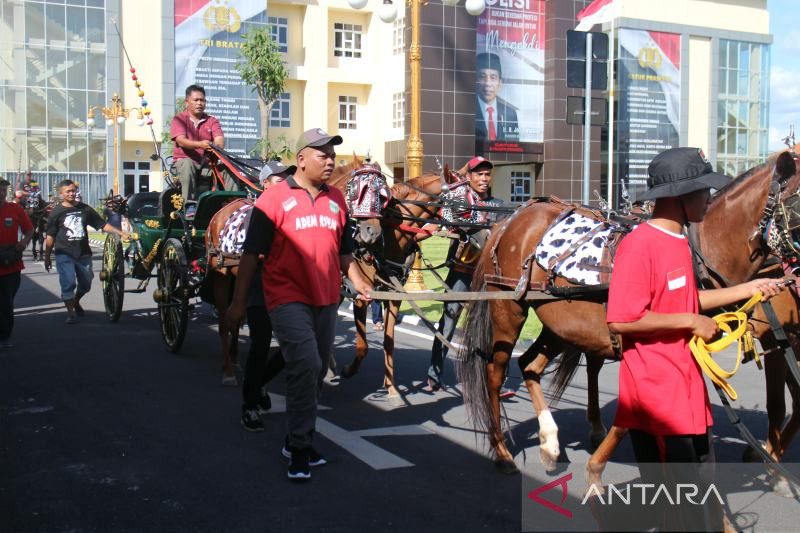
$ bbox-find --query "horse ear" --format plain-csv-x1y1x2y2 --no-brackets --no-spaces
443,163,451,181
353,152,362,167
457,162,469,177
776,151,796,181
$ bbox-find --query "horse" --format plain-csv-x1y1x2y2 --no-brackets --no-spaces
203,157,367,385
456,148,800,476
328,163,460,400
22,194,51,261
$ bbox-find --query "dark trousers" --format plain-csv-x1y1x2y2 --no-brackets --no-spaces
0,272,21,340
242,305,285,409
428,269,472,381
630,428,721,532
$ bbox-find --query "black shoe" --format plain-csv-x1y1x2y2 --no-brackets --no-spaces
287,449,311,481
241,408,264,432
282,438,327,467
257,387,271,414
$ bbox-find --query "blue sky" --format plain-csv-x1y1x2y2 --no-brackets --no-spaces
768,0,799,150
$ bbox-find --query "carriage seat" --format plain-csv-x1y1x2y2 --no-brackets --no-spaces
125,192,160,223
191,190,248,231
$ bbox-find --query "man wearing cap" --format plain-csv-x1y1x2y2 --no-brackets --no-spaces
239,159,296,433
422,156,507,392
475,52,519,142
606,147,784,531
226,129,372,480
170,84,225,201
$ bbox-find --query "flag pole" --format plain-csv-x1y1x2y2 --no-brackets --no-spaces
607,18,616,210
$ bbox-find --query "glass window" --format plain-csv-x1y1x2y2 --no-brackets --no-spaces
46,47,67,88
267,16,288,53
46,3,66,44
122,161,135,170
67,48,87,90
88,130,105,171
393,18,404,55
269,92,290,128
333,23,362,59
392,92,404,129
338,95,357,129
86,50,105,91
25,2,45,43
66,6,86,45
86,8,104,45
27,131,48,171
86,0,105,8
48,131,68,171
26,88,46,128
26,47,46,86
510,171,531,203
67,90,87,128
67,131,87,172
47,88,67,129
137,161,150,170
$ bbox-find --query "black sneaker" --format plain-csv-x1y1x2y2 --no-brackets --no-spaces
241,408,264,432
287,449,311,481
282,439,327,467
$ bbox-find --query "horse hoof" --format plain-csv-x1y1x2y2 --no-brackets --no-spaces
340,364,357,379
772,476,798,498
388,393,404,408
222,375,238,387
494,458,520,475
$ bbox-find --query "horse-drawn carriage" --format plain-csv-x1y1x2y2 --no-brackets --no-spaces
99,146,263,352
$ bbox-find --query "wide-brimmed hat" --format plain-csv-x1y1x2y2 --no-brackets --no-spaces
295,128,343,153
259,160,296,183
639,147,730,200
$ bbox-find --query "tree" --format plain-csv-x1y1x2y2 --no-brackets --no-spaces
236,28,289,159
249,134,293,162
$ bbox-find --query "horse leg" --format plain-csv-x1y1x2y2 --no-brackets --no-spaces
752,337,787,462
518,329,561,472
214,273,237,386
586,355,608,450
382,300,401,402
341,298,368,379
585,426,628,494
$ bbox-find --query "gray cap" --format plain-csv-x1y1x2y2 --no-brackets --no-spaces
259,160,296,183
295,128,343,153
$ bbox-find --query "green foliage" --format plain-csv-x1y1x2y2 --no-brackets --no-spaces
236,28,289,159
249,134,294,162
160,97,185,158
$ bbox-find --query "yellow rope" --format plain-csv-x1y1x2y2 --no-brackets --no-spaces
689,292,763,401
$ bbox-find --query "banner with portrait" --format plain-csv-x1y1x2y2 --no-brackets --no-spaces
174,0,269,155
475,0,545,154
616,29,681,200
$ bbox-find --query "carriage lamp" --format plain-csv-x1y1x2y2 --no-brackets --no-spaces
86,93,146,195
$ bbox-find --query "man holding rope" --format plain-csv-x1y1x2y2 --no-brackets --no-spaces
606,147,785,531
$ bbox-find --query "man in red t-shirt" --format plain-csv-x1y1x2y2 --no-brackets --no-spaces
226,128,372,481
0,179,34,349
607,147,784,530
170,84,225,200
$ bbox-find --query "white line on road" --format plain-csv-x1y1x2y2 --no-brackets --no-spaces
315,418,417,470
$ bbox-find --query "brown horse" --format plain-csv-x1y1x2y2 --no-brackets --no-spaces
203,158,367,385
457,149,800,475
329,166,457,400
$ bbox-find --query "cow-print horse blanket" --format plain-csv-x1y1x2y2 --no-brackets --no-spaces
219,203,253,256
535,212,629,286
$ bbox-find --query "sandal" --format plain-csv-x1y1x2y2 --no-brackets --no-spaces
373,322,384,331
421,376,443,393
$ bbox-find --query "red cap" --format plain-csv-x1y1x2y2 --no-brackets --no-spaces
467,156,493,171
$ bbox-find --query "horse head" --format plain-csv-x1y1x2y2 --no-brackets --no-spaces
345,161,392,246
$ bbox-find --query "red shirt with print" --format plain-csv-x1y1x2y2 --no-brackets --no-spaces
0,201,33,275
255,179,349,311
606,222,713,436
169,110,223,163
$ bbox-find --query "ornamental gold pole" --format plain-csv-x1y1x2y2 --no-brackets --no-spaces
87,93,143,197
406,0,424,180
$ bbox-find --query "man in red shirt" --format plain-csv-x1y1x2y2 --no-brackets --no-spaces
170,84,225,200
607,147,783,530
226,128,372,481
0,179,34,349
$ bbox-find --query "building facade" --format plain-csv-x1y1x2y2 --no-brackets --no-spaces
0,0,771,207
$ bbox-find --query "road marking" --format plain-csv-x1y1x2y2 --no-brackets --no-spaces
352,425,434,438
9,406,54,415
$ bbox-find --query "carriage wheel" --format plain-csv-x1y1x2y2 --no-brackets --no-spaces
157,238,190,353
101,233,125,322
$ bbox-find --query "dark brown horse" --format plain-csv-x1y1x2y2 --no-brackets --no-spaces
457,149,800,476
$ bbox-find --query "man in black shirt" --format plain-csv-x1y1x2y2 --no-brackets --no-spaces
45,180,129,323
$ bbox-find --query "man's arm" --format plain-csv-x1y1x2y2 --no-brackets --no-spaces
609,312,718,341
211,117,224,148
174,135,212,151
340,254,372,300
43,235,55,271
699,278,785,311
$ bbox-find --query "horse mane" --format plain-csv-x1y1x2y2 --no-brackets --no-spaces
390,172,440,200
714,148,797,198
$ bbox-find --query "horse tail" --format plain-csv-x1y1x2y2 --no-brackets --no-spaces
549,346,583,404
457,259,494,438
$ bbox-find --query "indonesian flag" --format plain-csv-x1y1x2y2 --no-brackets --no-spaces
174,0,267,91
576,0,620,31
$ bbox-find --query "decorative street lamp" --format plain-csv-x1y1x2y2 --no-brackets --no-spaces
348,0,486,178
87,93,144,195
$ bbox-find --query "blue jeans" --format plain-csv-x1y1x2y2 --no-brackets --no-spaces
428,269,472,382
55,254,93,301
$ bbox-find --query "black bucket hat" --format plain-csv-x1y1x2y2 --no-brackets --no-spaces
640,147,730,200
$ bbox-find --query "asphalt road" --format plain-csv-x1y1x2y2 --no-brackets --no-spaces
2,247,799,532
